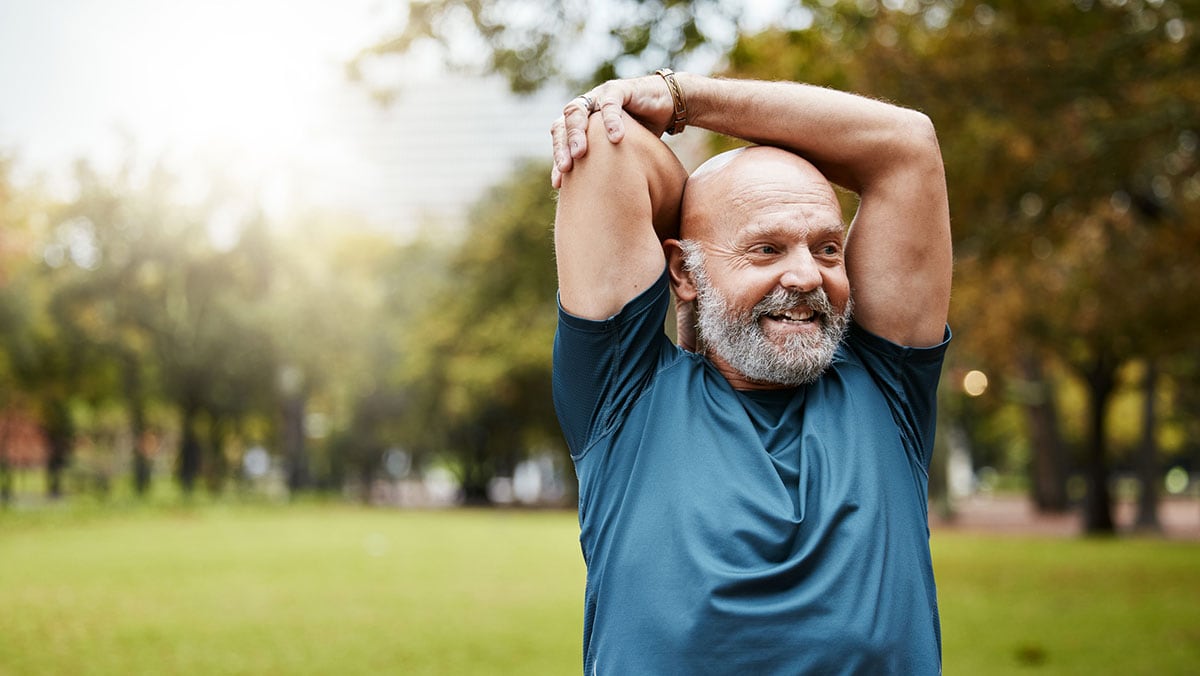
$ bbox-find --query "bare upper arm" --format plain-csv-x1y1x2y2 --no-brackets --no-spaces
554,113,688,320
844,113,952,347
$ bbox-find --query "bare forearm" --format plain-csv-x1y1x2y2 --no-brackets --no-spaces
677,75,939,193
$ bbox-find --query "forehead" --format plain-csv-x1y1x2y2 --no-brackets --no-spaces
694,149,844,242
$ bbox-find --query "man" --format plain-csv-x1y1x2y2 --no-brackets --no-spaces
549,71,952,674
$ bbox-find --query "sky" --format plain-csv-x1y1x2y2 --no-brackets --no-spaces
0,0,568,232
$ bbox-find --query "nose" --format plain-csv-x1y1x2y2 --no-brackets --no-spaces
778,250,822,292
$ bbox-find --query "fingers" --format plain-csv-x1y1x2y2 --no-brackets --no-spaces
563,96,592,158
551,97,593,181
549,82,635,186
550,115,572,179
596,95,626,143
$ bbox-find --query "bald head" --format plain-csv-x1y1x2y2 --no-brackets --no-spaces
680,146,842,242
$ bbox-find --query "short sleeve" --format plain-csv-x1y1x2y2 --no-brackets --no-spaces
552,268,674,460
845,323,951,470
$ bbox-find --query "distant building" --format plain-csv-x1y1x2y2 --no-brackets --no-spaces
323,73,710,235
328,74,568,233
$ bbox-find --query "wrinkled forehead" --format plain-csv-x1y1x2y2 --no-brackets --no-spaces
681,146,843,241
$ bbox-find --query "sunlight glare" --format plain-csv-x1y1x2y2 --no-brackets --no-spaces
112,1,366,166
963,370,989,397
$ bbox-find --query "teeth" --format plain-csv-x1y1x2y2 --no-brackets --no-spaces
771,308,815,321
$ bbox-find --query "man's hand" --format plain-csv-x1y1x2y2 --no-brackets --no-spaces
550,74,679,188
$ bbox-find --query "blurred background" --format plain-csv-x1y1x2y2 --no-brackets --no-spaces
1,1,1198,672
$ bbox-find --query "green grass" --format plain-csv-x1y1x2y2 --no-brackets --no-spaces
1,505,1198,675
934,534,1200,675
0,505,585,675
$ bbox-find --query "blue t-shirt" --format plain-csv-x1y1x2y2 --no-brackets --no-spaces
553,269,950,675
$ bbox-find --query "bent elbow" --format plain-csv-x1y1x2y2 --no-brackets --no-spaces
902,109,943,166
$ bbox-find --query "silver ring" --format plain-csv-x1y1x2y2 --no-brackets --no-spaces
576,94,596,113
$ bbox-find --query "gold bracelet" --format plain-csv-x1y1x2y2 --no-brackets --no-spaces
655,68,688,135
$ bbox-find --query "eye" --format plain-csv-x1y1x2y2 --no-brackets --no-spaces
817,243,842,257
754,244,779,255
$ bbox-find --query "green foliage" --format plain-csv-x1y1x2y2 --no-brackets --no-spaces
0,138,567,502
388,160,564,500
0,151,401,498
352,0,748,92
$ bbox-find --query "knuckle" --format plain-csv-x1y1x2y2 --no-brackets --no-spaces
562,100,586,117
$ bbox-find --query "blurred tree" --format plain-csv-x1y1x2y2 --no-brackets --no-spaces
269,217,404,494
290,223,422,497
40,157,282,495
393,160,563,503
0,156,88,500
35,158,162,495
0,160,111,498
2,141,411,501
352,0,769,93
0,154,33,503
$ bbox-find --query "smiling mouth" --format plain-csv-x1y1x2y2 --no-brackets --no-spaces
764,308,820,324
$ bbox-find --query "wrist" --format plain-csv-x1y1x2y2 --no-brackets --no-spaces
654,68,689,135
666,72,712,134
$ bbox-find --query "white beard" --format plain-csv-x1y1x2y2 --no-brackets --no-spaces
682,241,852,387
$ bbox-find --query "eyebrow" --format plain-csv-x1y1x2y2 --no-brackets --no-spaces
737,220,846,242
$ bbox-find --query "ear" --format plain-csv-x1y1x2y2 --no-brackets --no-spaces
664,239,697,303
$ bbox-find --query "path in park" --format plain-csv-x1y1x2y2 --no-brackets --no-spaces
930,495,1200,539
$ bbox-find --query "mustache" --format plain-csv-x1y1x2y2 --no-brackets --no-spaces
751,287,836,319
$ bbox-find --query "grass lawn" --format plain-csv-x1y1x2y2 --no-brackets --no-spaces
1,504,1197,674
934,533,1200,674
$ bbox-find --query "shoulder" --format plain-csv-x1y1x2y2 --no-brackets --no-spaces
826,323,952,406
843,322,952,364
555,114,687,320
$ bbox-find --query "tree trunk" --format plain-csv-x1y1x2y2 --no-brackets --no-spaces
458,423,492,506
123,356,152,496
178,404,202,494
44,398,73,499
1134,360,1161,531
1082,352,1117,535
204,414,228,495
0,414,11,506
1019,355,1069,512
283,393,308,493
132,418,152,496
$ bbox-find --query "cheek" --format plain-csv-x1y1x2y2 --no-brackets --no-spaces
711,269,773,310
824,270,852,309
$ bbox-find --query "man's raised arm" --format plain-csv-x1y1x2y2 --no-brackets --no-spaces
552,106,688,321
558,74,952,347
